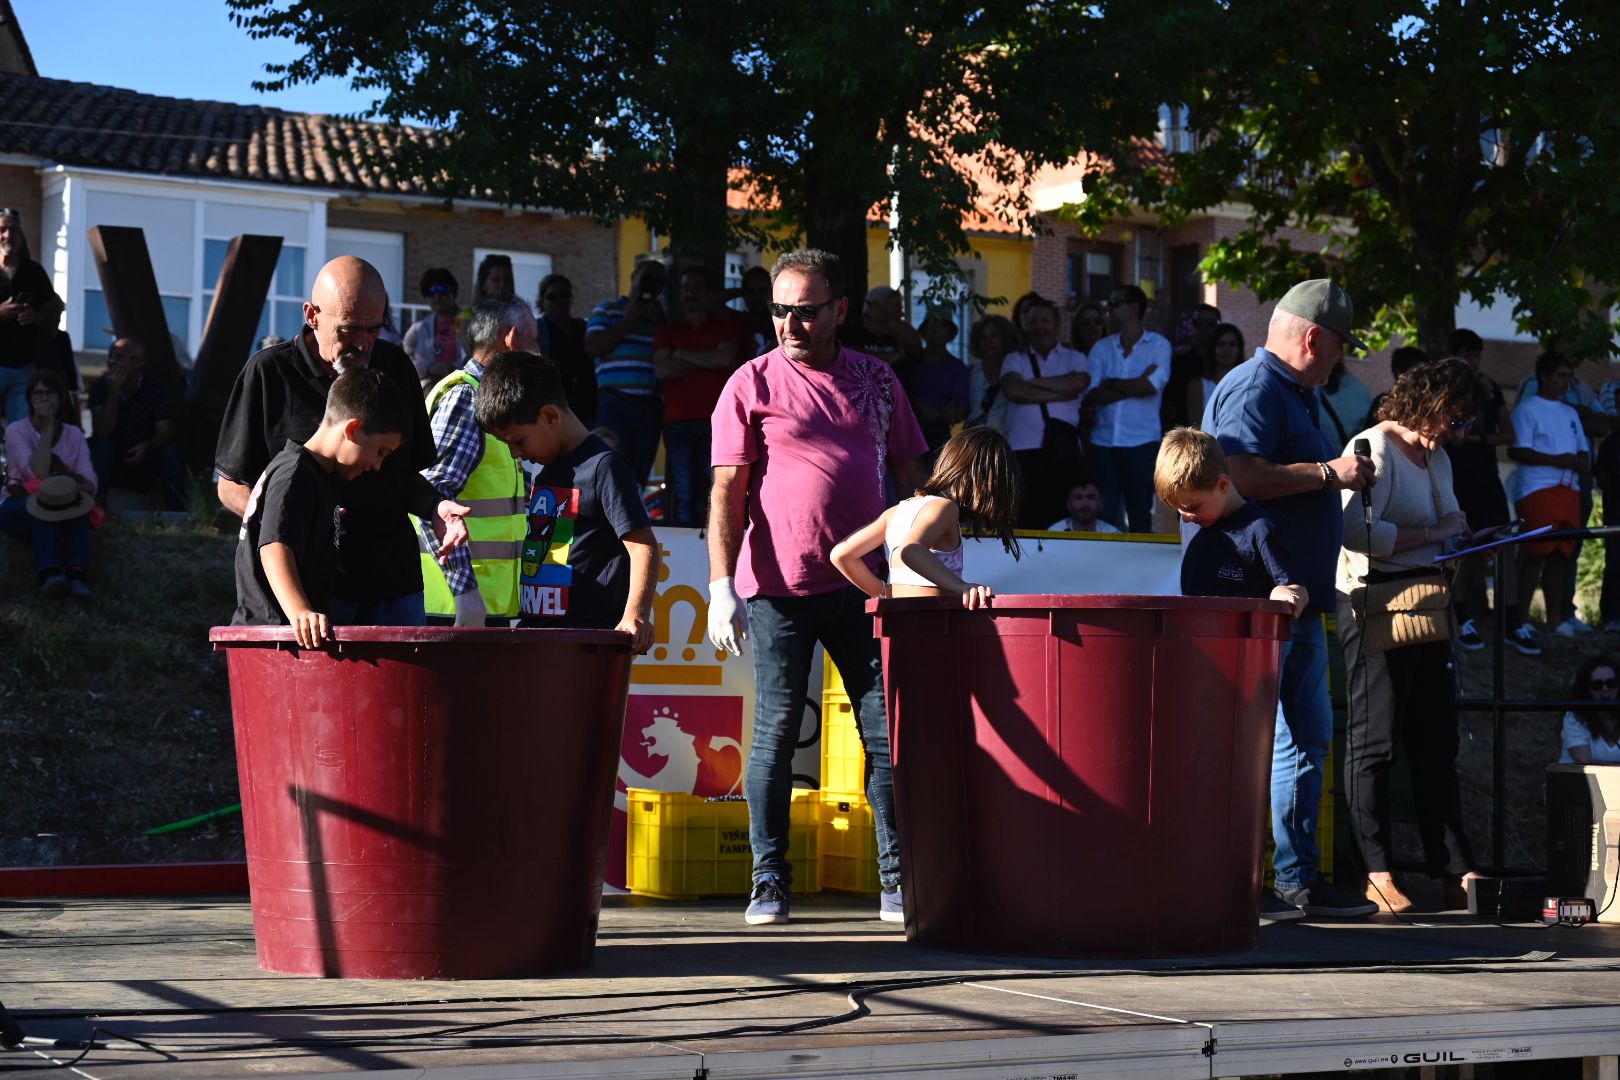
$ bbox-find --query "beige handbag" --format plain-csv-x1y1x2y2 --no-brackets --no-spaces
1355,448,1453,654
1360,573,1452,653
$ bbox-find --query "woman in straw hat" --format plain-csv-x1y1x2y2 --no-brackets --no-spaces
1,368,96,597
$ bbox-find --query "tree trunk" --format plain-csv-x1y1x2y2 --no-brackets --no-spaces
801,112,884,303
1416,294,1457,359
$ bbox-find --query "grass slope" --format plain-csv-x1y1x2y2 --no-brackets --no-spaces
0,517,243,865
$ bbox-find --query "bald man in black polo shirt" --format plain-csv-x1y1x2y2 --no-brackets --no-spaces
215,256,467,625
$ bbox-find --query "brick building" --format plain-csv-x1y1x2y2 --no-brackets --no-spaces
0,18,618,372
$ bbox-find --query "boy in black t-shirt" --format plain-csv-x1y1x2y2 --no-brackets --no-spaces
232,370,412,645
474,351,659,651
1155,427,1308,617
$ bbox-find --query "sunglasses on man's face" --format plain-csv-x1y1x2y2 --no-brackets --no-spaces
1192,317,1219,328
544,291,572,301
1592,678,1619,690
425,284,453,296
767,298,839,320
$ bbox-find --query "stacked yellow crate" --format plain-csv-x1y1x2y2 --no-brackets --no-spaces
819,660,881,895
626,789,821,899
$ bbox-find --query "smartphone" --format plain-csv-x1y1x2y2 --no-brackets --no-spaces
1458,520,1524,547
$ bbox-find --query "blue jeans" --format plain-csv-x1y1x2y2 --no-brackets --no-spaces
329,592,427,626
0,364,34,423
1091,441,1158,532
746,588,900,890
596,390,662,485
0,494,89,577
661,418,710,526
1271,615,1334,890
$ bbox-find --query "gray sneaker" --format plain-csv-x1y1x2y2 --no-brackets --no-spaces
744,875,790,925
1259,887,1305,921
879,886,904,923
1278,879,1377,917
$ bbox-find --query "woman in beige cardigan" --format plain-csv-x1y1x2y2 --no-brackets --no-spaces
1336,358,1483,914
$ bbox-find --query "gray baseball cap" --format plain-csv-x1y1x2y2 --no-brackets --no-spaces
1276,279,1367,353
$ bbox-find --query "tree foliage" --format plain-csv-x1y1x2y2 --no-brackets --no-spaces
1054,0,1620,357
227,0,1083,302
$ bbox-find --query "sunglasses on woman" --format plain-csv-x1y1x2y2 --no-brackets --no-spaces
1591,678,1618,690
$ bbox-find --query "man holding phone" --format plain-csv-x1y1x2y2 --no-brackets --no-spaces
586,260,667,483
0,208,63,423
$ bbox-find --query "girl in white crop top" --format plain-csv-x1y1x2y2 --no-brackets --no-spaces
830,427,1022,608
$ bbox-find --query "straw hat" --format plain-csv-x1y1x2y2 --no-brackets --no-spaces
27,475,94,522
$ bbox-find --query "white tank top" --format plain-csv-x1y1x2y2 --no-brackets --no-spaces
885,495,965,587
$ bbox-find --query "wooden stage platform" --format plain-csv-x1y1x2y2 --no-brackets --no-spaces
3,892,1620,1078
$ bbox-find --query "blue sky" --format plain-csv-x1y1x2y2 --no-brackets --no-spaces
15,0,376,115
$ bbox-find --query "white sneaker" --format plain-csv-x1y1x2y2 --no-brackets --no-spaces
1554,618,1585,638
1567,616,1597,635
1603,620,1620,634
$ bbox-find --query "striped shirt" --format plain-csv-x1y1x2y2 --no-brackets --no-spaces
420,358,487,597
586,296,660,395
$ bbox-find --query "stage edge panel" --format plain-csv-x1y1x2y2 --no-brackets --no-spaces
697,1026,1213,1080
1210,1005,1620,1076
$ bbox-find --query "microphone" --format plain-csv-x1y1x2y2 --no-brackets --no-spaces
1353,437,1372,530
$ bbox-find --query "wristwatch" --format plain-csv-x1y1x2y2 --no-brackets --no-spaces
1318,461,1333,489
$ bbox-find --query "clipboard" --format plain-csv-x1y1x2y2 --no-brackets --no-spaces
1433,524,1552,563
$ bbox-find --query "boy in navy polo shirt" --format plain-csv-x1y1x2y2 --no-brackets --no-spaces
1156,427,1307,617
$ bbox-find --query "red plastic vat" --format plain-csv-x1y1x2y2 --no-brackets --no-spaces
873,594,1290,958
210,626,633,979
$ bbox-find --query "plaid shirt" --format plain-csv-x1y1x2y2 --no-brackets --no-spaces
419,359,487,597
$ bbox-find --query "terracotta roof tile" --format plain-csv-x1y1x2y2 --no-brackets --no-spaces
0,71,454,196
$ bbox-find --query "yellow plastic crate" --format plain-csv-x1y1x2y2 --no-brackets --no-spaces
824,656,846,699
626,789,821,899
820,690,868,798
819,793,881,895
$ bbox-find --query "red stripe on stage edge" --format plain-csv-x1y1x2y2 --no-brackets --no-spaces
0,862,248,898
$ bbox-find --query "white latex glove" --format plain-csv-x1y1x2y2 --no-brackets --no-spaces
707,576,749,656
453,588,488,628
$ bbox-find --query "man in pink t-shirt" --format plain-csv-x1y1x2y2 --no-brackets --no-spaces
706,249,927,927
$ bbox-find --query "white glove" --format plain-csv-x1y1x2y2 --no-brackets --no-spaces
453,588,488,628
707,577,749,656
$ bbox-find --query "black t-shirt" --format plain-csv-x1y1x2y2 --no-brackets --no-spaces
1181,500,1298,600
232,441,342,626
89,373,174,450
0,259,58,369
517,434,651,629
214,333,436,602
1597,429,1620,498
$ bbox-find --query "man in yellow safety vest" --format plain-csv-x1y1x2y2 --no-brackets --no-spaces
417,296,541,624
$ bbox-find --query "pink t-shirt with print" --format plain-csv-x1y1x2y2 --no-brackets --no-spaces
710,345,927,598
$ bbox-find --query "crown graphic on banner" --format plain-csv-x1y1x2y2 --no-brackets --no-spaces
633,544,734,686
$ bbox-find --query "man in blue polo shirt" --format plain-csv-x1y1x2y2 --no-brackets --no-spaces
1203,279,1377,921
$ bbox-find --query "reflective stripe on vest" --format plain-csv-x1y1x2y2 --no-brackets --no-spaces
461,496,527,517
416,369,527,618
